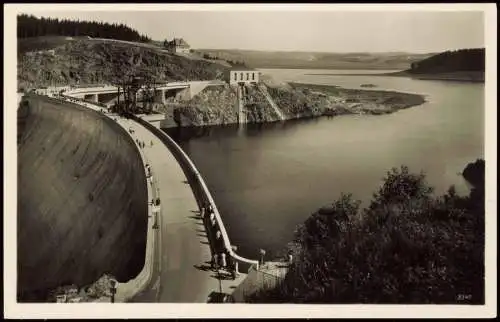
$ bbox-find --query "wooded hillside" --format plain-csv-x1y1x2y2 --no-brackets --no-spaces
17,14,151,43
408,48,485,74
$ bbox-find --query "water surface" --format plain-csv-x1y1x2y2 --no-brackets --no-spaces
166,69,484,260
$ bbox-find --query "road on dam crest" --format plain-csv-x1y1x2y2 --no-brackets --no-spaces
113,115,246,302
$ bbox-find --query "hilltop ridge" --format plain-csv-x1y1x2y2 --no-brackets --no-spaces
195,49,433,70
388,48,485,82
18,14,151,42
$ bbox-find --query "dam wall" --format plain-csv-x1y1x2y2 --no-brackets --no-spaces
17,94,148,301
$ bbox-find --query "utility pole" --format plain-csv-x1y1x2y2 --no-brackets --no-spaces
214,257,222,294
110,279,117,303
259,249,266,268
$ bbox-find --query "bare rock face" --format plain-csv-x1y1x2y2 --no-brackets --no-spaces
175,86,239,127
17,95,148,302
17,39,228,90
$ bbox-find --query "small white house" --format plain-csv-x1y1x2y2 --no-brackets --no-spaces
165,38,190,54
226,67,260,86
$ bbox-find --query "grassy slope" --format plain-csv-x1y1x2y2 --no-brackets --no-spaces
195,49,434,70
17,95,148,301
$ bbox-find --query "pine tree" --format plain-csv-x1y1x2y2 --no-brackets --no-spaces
17,14,151,42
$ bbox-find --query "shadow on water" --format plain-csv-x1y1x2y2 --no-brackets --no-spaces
162,117,326,143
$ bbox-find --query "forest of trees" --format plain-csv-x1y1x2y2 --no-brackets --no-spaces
409,48,485,74
17,14,151,42
247,163,485,304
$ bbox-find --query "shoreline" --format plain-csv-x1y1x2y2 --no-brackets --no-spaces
284,82,426,117
304,71,485,83
160,81,427,129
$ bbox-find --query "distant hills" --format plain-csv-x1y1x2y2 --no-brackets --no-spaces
195,49,434,70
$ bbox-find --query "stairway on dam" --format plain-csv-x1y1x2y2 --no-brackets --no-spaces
258,84,285,121
235,85,247,124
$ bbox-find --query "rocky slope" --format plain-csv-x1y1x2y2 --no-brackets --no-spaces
171,85,239,127
244,84,282,123
17,37,229,91
159,84,283,128
158,80,426,129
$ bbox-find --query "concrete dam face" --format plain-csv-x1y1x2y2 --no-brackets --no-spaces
17,95,148,301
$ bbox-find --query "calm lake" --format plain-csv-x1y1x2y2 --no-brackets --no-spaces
165,68,485,260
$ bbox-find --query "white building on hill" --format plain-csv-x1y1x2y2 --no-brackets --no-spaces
226,67,260,86
165,38,191,54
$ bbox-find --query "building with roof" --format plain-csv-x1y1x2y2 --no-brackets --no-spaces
165,38,191,54
225,67,260,86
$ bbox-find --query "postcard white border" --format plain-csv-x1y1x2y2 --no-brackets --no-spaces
3,3,497,319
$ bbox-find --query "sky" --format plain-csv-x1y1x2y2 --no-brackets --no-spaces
23,8,484,53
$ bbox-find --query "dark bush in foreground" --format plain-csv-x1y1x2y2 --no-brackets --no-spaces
246,165,485,304
463,158,485,188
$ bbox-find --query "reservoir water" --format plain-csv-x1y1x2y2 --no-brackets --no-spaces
165,69,485,260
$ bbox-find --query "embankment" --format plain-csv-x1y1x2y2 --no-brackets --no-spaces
17,94,148,301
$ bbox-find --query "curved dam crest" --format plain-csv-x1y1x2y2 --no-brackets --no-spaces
17,95,148,301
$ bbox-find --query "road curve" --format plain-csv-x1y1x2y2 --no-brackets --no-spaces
29,91,249,302
114,116,247,302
